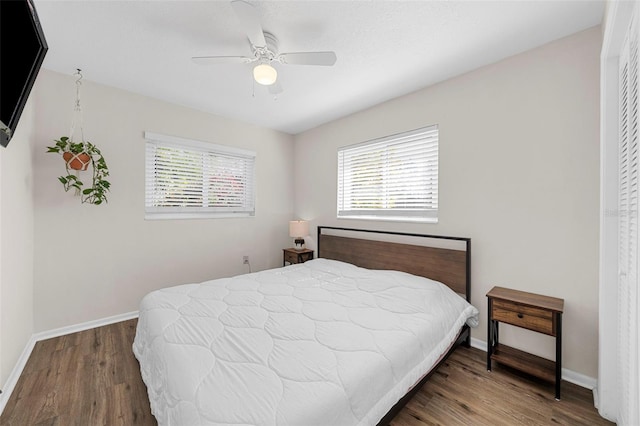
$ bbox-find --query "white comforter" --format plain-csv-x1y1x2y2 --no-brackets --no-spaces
133,258,479,426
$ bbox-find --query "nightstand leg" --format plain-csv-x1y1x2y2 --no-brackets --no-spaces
555,313,562,400
487,299,493,371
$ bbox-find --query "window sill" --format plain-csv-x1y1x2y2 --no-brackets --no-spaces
145,212,255,220
337,215,438,224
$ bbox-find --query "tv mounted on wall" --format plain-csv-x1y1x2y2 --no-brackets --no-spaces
0,0,48,147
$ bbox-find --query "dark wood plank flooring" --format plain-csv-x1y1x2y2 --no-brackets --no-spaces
389,346,612,426
0,319,154,425
0,319,611,425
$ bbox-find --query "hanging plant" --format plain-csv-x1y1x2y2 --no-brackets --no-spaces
46,137,110,205
45,69,110,205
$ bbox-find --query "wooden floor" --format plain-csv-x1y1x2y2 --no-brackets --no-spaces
0,319,611,426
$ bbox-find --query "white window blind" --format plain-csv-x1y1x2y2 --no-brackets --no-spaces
145,132,256,219
337,125,438,222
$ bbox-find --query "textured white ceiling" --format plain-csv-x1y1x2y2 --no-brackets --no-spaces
35,0,604,135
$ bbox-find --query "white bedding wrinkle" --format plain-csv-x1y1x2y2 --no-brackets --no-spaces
133,258,479,426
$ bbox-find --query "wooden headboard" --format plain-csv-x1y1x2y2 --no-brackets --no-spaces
317,226,471,301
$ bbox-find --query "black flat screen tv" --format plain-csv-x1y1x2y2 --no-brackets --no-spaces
0,0,48,147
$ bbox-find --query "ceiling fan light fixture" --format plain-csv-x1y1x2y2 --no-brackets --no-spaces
253,63,277,85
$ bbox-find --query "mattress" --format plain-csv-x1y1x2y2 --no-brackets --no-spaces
133,258,479,426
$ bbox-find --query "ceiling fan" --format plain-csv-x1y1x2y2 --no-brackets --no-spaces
192,0,337,93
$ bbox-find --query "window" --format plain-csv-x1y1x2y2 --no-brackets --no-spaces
337,125,438,222
145,132,256,219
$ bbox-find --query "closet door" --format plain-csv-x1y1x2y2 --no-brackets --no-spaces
618,9,640,425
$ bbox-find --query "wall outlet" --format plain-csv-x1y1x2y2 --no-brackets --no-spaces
243,256,249,264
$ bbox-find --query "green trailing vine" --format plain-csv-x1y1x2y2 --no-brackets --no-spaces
46,136,111,205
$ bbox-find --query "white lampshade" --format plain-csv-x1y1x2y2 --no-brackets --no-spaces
289,220,309,238
253,63,277,86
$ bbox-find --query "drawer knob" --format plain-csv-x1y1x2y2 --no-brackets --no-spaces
517,313,524,319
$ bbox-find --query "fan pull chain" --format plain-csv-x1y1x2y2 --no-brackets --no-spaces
251,74,256,98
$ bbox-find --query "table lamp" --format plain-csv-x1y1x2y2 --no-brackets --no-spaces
289,220,309,250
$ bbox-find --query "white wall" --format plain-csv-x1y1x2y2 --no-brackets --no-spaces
0,94,36,386
32,70,294,332
294,27,601,378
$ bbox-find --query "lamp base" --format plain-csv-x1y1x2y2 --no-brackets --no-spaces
294,238,305,250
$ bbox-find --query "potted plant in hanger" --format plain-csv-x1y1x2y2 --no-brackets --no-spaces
46,69,111,205
61,139,91,171
46,136,110,205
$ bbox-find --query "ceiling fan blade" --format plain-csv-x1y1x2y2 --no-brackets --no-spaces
279,51,337,66
192,56,252,65
230,0,266,48
268,81,283,95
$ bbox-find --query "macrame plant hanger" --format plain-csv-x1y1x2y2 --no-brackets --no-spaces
46,68,110,205
69,69,85,145
66,69,91,194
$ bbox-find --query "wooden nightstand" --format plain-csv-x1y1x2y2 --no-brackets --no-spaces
283,248,314,266
486,286,564,400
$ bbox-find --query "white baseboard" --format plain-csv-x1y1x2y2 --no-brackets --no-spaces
0,311,139,416
592,382,600,410
0,335,37,416
561,367,598,390
469,337,597,390
34,311,139,342
470,337,488,352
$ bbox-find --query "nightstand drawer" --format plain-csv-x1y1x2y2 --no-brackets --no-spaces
282,248,314,266
492,299,554,335
284,250,300,264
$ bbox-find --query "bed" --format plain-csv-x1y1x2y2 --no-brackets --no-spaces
133,226,479,425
